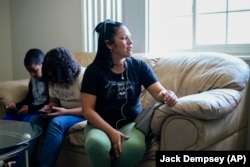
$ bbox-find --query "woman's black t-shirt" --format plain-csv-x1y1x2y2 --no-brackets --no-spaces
81,56,158,129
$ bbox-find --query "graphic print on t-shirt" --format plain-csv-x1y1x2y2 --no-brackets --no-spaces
105,80,132,100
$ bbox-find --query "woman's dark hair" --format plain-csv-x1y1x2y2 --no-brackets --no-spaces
93,19,124,69
42,47,81,86
24,48,44,66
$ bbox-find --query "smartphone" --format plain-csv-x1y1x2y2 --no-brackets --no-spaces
38,110,49,114
38,109,57,114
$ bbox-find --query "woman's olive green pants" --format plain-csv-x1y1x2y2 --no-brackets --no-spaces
84,123,146,167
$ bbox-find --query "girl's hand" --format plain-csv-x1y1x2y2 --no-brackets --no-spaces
18,105,29,114
160,90,178,106
47,106,65,116
39,105,53,113
39,105,54,117
41,106,66,118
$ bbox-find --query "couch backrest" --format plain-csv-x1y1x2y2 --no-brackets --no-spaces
74,52,96,67
158,52,249,92
73,52,159,68
73,52,250,111
142,52,250,108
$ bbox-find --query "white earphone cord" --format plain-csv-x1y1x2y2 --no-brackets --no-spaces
115,61,130,129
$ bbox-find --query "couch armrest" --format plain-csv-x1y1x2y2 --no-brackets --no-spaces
0,79,29,105
151,88,241,135
151,86,249,150
0,79,29,118
159,113,247,150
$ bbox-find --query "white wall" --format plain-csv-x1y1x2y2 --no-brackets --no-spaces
122,0,147,53
0,0,13,81
10,0,83,79
1,0,146,81
1,0,248,81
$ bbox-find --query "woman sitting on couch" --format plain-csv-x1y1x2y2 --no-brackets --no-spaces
81,19,178,167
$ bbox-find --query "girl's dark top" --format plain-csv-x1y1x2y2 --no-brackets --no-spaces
16,77,49,112
81,56,158,129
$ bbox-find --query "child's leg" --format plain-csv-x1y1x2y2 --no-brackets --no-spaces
3,114,24,121
22,113,38,122
3,113,37,122
113,122,146,167
39,115,85,167
84,125,112,167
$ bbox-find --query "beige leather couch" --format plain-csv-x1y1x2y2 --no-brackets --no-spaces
0,52,249,167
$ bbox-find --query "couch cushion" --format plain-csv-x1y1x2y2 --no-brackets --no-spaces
64,121,87,146
159,88,242,120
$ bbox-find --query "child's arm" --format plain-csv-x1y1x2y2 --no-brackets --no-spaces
21,80,49,113
16,79,33,109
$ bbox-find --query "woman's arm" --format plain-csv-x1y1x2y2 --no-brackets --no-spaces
81,93,111,130
147,81,178,106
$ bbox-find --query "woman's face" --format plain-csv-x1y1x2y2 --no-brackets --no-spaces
109,26,133,58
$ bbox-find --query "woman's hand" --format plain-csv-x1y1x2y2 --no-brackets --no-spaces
159,90,178,106
147,82,178,106
108,129,129,158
